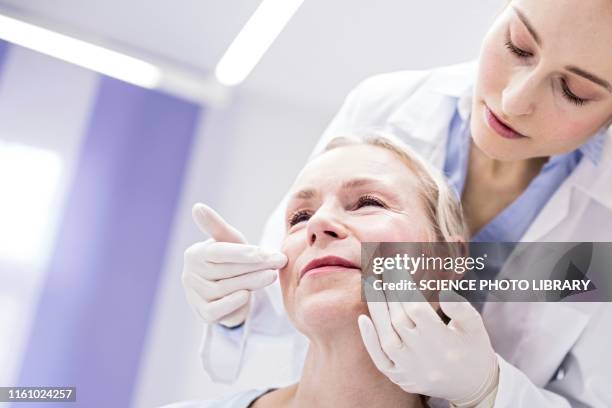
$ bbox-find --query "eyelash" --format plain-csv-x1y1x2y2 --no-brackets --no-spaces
354,195,387,210
288,209,310,227
560,80,587,106
504,38,589,107
287,195,387,227
504,40,532,58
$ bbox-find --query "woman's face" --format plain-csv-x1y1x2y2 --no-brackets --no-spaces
472,0,612,161
280,144,432,333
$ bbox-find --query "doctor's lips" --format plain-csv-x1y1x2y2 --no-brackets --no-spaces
300,256,360,279
485,105,528,139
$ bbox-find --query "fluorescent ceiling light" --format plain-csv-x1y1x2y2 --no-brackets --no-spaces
215,0,304,86
0,14,161,88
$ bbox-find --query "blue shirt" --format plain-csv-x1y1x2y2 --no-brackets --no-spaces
443,102,606,243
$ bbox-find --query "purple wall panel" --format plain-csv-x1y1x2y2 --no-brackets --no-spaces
16,76,201,408
0,39,9,73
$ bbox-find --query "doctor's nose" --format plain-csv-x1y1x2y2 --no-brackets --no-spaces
501,73,537,117
306,207,348,247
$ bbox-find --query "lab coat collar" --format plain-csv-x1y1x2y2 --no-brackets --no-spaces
523,127,612,241
573,128,612,208
386,61,478,168
429,60,478,99
579,126,607,165
430,62,475,122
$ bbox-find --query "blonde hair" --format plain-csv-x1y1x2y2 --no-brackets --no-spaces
322,134,468,243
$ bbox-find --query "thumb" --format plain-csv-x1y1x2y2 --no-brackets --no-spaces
438,290,484,334
358,315,394,372
192,203,247,244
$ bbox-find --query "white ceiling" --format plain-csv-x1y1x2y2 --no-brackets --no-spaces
0,0,502,110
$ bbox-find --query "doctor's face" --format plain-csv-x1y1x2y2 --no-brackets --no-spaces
279,144,432,333
472,0,612,161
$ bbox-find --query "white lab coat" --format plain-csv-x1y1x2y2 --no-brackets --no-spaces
200,61,612,407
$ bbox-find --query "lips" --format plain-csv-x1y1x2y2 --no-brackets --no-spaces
485,105,528,139
300,255,360,279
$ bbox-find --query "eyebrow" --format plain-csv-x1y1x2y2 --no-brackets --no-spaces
566,66,612,93
513,7,612,93
290,178,393,201
513,7,541,46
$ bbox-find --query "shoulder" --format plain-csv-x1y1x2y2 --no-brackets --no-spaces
354,60,477,96
159,389,272,408
342,60,477,127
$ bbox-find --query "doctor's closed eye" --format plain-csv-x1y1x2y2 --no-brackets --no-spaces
505,11,596,107
504,31,590,107
287,195,388,227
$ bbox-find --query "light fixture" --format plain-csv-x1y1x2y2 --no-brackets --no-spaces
215,0,304,86
0,13,162,88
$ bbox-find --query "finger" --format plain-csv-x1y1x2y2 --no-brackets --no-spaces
439,290,484,334
219,303,250,328
185,240,287,270
366,300,403,353
204,241,287,266
400,302,444,332
196,289,250,323
192,203,247,243
363,277,402,350
204,261,284,280
187,269,277,300
363,275,386,303
358,315,394,372
385,289,416,344
397,285,444,330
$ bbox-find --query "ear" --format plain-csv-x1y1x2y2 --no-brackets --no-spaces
447,234,469,258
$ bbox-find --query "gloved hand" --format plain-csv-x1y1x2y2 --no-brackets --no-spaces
182,203,287,328
358,288,499,406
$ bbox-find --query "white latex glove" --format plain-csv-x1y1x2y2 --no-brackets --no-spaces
358,287,499,406
182,203,287,328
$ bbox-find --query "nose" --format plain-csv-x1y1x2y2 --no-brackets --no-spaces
305,204,348,247
501,70,538,117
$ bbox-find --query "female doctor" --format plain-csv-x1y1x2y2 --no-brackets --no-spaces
182,0,612,406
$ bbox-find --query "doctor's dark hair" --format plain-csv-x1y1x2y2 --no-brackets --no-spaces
322,134,469,243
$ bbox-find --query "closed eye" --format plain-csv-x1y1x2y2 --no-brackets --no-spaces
353,195,387,210
505,39,532,59
288,209,311,227
560,79,588,106
287,195,387,227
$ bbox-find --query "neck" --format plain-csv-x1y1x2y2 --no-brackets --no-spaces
469,141,548,192
286,321,424,408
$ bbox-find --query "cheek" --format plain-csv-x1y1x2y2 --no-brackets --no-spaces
476,26,510,101
279,233,303,290
543,110,606,152
552,119,589,142
353,215,431,242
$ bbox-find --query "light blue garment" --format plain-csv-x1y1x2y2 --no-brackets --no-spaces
443,103,606,243
160,388,273,408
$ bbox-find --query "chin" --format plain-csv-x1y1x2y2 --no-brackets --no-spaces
292,283,365,333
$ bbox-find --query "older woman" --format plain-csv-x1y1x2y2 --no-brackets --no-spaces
172,136,482,408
